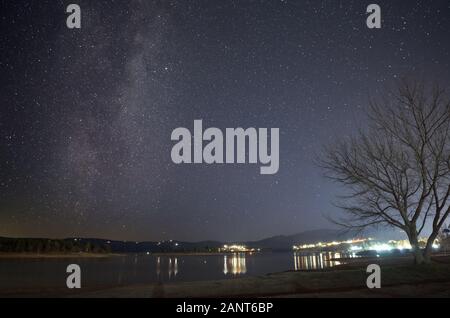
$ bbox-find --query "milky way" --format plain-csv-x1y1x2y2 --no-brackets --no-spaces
1,0,450,241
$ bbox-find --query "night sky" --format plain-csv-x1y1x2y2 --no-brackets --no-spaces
1,0,450,241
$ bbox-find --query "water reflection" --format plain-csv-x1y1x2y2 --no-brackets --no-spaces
152,251,351,282
223,253,247,275
156,257,179,279
293,252,350,270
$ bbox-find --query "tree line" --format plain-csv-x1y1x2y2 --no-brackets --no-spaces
0,237,112,254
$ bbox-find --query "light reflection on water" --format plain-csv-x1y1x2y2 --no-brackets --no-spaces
293,252,349,270
156,256,179,279
154,252,351,279
223,253,247,275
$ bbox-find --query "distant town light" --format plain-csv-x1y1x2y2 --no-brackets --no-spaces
219,244,255,253
293,237,442,253
293,238,369,251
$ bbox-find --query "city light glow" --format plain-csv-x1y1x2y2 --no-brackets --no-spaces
293,238,442,253
293,238,370,251
219,245,258,253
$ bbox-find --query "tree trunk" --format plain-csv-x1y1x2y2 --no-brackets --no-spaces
423,247,432,263
408,230,426,265
412,245,425,264
423,231,439,264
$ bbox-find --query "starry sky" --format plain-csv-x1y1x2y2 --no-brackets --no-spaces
1,0,450,242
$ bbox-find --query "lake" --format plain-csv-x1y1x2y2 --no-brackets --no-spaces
0,251,353,291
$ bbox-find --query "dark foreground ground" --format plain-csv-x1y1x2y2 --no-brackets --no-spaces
2,255,450,298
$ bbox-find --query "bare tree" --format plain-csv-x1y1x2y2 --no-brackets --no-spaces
319,80,450,264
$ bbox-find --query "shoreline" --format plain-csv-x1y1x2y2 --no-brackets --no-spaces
150,251,259,256
0,252,254,258
151,252,224,256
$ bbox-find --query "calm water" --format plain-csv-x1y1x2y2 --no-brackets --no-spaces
0,252,352,290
